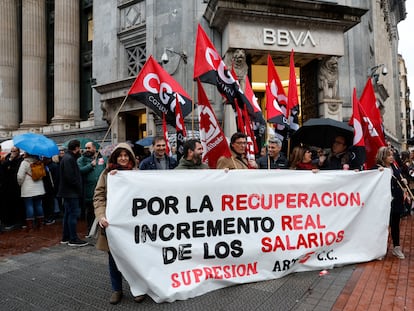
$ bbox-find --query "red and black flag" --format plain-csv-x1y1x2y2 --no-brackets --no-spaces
194,24,265,126
287,49,300,132
162,113,172,157
266,54,289,126
174,94,187,161
197,79,231,168
128,55,192,127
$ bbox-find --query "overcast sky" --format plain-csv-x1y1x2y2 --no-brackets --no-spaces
398,2,414,98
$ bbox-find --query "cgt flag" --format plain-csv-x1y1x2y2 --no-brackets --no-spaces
197,79,231,168
357,80,386,169
174,94,187,161
287,49,300,132
266,54,288,126
128,55,192,127
194,24,265,126
349,87,366,170
162,113,172,157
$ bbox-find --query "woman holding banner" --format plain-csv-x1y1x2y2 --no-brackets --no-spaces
93,143,146,304
373,146,406,259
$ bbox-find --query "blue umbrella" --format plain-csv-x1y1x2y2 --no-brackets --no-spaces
13,133,59,158
135,136,154,147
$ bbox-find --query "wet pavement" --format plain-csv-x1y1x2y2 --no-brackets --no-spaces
0,217,413,310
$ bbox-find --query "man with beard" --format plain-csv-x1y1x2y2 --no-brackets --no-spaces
78,141,106,234
58,139,88,246
139,136,177,170
175,139,208,169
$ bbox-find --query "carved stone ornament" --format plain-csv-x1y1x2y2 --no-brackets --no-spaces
224,49,248,91
318,56,339,101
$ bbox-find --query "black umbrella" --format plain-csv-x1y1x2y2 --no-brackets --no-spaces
290,118,354,149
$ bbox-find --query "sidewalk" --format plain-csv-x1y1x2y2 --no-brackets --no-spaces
0,216,412,310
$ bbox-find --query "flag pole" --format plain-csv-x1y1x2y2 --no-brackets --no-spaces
98,94,129,154
191,80,195,138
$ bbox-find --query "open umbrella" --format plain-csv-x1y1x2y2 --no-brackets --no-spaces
63,137,100,149
290,118,354,149
135,136,154,147
13,133,59,158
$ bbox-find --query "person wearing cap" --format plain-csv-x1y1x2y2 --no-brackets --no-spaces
256,138,289,169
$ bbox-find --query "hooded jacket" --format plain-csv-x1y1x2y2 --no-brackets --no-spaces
93,143,137,251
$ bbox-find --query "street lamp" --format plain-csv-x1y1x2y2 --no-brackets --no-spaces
368,64,388,84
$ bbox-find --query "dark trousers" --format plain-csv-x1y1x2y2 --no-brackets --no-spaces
108,252,123,291
390,211,401,247
62,198,81,241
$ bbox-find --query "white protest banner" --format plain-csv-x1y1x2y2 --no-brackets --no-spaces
106,169,391,302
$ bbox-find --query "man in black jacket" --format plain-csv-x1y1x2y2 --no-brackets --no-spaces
139,136,177,170
256,137,289,169
57,139,88,246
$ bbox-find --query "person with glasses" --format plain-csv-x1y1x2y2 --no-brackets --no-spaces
319,135,355,170
216,132,258,169
256,137,289,169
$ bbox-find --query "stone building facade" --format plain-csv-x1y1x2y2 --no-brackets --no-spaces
0,0,408,150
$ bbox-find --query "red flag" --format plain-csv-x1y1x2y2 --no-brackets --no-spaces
349,88,364,147
174,94,187,161
348,88,366,169
287,49,298,119
287,49,300,132
197,79,231,168
128,55,192,126
244,75,261,113
359,78,386,144
162,113,171,157
194,24,266,126
266,54,288,125
358,80,386,168
242,103,258,156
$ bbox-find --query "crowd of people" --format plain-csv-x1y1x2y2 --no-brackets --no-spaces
1,132,413,304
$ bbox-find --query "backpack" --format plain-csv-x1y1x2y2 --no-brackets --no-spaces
29,161,46,181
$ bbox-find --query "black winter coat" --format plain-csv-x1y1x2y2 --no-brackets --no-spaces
57,151,82,198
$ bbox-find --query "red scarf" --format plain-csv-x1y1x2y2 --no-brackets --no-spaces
107,162,134,172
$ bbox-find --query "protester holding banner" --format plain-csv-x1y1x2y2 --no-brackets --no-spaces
93,143,145,304
216,132,257,169
373,146,406,259
139,136,177,170
256,137,289,169
175,139,208,169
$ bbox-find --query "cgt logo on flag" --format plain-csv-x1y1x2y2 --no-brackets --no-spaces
129,56,192,126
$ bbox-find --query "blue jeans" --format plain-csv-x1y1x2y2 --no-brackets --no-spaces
108,252,123,291
23,196,44,219
62,198,81,241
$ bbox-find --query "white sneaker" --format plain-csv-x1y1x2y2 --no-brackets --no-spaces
392,246,405,259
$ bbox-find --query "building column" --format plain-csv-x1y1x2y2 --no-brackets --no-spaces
20,0,47,129
0,0,19,138
52,0,80,124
